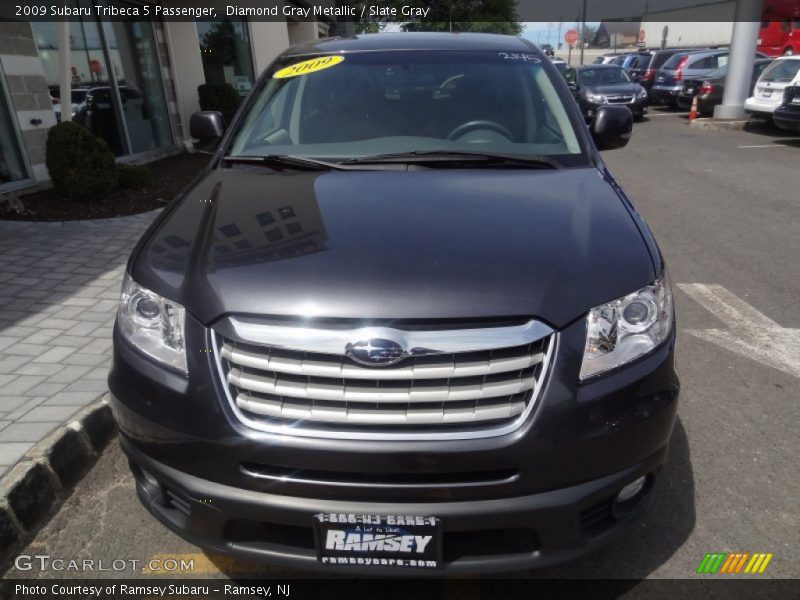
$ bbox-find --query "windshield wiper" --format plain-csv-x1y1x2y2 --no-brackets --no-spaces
223,155,350,171
340,150,561,169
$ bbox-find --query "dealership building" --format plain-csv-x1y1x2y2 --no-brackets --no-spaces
0,2,336,195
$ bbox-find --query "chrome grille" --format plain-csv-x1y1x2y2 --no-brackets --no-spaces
214,318,554,440
606,95,635,104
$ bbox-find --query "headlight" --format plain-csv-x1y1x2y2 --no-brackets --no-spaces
638,88,648,99
580,272,673,380
586,92,607,103
117,274,187,373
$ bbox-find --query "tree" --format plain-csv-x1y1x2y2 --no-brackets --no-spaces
199,20,238,76
354,0,522,36
582,25,599,46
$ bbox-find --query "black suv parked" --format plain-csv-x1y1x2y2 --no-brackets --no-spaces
565,64,649,121
110,33,679,575
774,85,800,131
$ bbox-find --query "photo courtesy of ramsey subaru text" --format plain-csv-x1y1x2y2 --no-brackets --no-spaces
109,33,679,575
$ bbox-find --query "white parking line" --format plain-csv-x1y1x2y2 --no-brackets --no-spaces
738,143,792,148
678,283,800,380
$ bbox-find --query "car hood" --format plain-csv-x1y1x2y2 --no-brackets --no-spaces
132,167,655,329
583,82,641,96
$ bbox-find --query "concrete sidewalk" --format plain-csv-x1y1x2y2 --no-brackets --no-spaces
0,211,159,477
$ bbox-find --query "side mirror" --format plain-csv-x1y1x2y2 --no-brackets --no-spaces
190,111,225,151
591,105,632,151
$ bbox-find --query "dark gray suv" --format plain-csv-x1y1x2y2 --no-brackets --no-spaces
651,49,724,106
109,33,679,575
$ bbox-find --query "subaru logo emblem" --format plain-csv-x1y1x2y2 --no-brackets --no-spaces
346,338,406,366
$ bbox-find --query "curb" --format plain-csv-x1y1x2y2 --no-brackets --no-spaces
0,396,116,568
688,118,750,131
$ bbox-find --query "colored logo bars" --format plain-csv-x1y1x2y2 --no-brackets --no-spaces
696,552,774,574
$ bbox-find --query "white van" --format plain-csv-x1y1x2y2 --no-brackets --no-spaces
745,56,800,117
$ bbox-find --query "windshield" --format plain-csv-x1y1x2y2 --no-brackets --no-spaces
760,59,800,82
578,67,631,85
651,52,675,69
229,51,583,163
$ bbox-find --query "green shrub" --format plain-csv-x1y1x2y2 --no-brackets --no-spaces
197,83,242,123
45,122,118,201
117,164,152,190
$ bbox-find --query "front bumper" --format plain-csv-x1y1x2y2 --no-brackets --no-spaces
109,315,679,574
581,98,648,120
121,436,666,575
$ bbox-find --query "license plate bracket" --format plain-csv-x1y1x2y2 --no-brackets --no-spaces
314,513,442,569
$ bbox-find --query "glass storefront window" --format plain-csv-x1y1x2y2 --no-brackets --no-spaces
102,2,171,154
0,76,27,185
197,18,255,95
30,0,172,157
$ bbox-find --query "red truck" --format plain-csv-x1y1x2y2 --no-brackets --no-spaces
758,19,800,56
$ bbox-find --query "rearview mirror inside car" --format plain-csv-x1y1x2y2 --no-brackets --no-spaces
591,105,633,151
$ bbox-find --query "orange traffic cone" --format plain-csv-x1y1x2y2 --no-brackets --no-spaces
688,95,699,121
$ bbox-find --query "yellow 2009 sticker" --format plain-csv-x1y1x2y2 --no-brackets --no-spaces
273,55,344,79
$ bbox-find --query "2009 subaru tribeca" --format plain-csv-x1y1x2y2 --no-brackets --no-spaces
109,33,679,574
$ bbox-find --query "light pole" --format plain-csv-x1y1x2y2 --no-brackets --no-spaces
579,0,588,65
448,0,452,32
714,0,763,120
557,22,563,52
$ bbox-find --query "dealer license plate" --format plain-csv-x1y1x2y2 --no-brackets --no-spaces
791,96,800,105
686,87,695,94
762,89,772,98
314,513,441,569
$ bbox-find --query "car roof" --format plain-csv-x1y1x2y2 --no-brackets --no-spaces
684,49,728,58
284,33,535,56
774,55,800,61
576,64,623,70
655,47,697,55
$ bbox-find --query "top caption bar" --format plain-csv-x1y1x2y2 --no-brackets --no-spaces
0,0,795,22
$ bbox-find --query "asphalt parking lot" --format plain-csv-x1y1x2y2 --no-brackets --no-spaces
4,108,799,581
